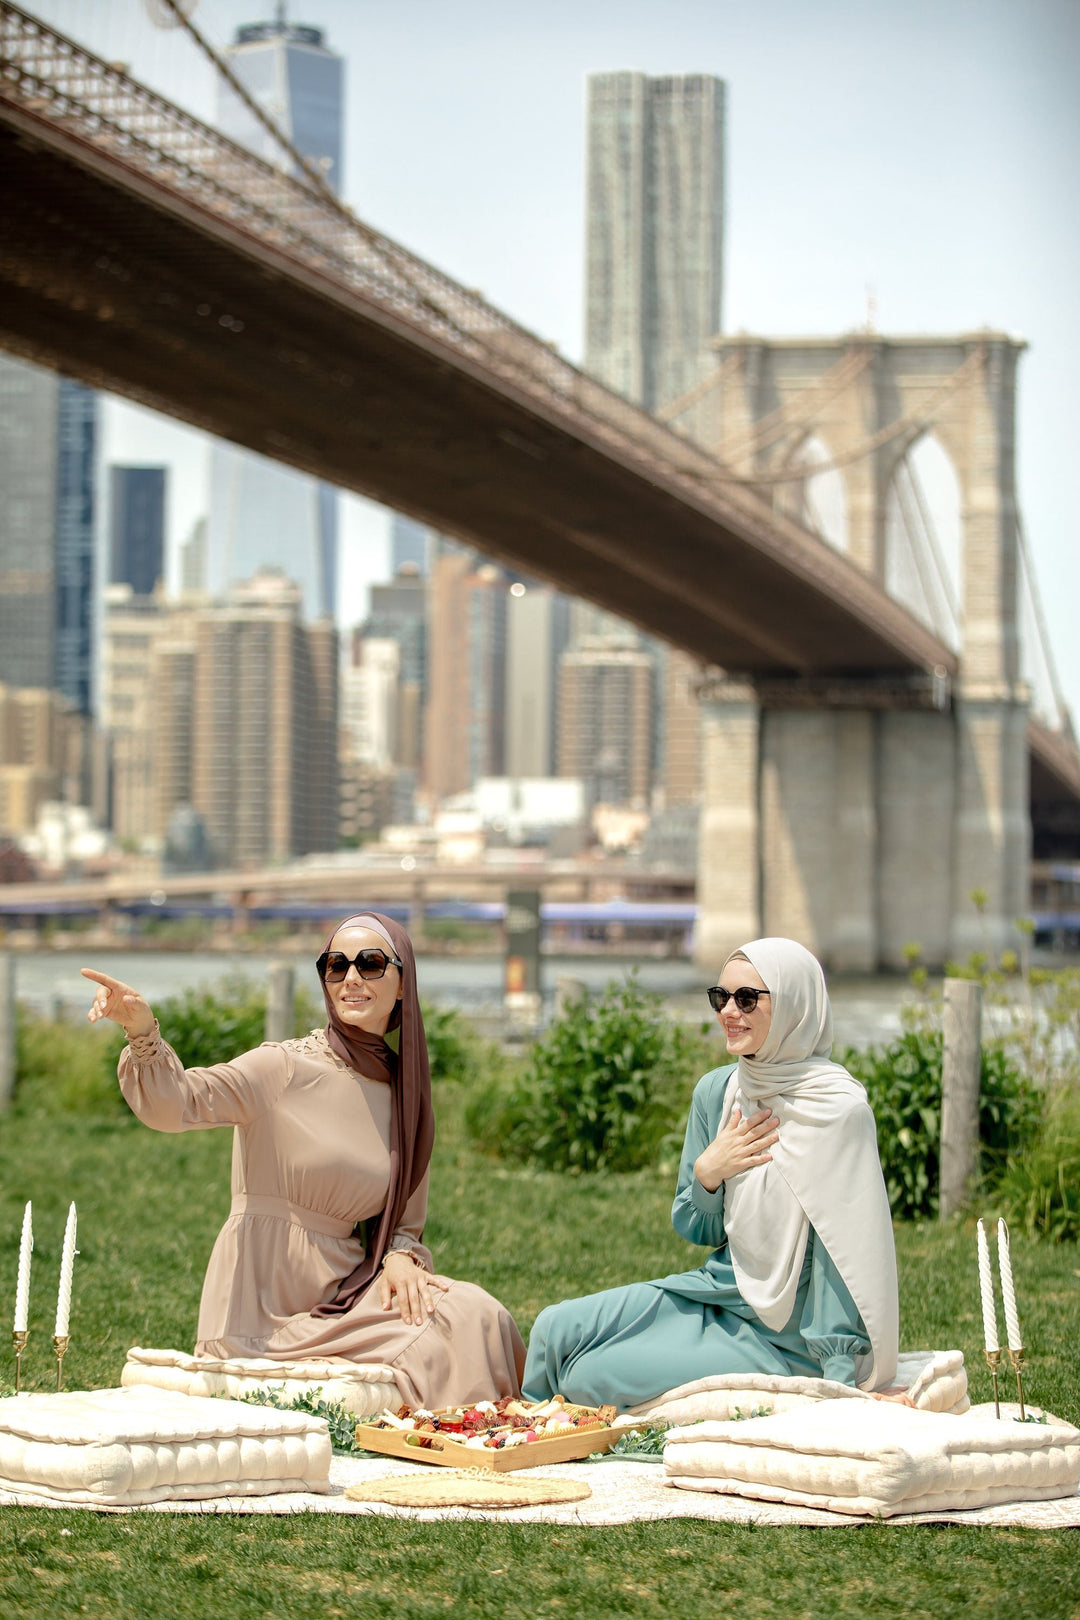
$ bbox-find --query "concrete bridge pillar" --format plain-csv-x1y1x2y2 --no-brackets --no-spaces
696,680,760,970
949,696,1030,960
876,710,957,968
693,331,1032,972
758,709,877,970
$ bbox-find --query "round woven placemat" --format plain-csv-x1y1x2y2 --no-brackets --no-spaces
344,1470,593,1509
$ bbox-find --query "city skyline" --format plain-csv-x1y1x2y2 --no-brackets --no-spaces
20,0,1080,724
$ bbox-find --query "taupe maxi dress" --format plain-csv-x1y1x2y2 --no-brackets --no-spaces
118,1025,525,1408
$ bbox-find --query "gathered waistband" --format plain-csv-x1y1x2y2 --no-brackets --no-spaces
229,1193,358,1242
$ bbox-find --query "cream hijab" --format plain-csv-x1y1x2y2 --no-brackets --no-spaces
718,937,898,1391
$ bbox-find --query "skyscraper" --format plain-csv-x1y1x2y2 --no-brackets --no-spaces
584,72,725,414
505,584,570,778
192,574,338,865
0,354,97,714
109,466,165,597
365,568,427,770
390,515,434,577
424,554,507,802
216,16,344,188
100,575,338,862
208,13,344,619
557,644,654,809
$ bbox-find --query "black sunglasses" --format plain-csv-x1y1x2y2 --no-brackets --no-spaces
707,986,771,1013
317,948,403,983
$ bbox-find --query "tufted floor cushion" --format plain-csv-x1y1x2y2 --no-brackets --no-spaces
122,1347,400,1418
0,1386,332,1506
617,1349,969,1428
663,1399,1080,1518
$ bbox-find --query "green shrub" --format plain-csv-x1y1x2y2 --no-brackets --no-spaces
150,973,317,1069
996,1084,1080,1241
468,976,715,1174
842,1028,1040,1220
13,1007,127,1117
421,1001,493,1085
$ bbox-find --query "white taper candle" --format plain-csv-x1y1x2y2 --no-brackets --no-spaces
997,1218,1022,1351
14,1201,32,1333
976,1218,999,1353
54,1203,77,1338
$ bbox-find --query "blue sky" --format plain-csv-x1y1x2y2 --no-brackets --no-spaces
28,0,1080,718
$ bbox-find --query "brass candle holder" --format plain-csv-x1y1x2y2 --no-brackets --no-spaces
983,1347,1003,1418
12,1329,28,1395
52,1334,70,1393
1007,1346,1027,1420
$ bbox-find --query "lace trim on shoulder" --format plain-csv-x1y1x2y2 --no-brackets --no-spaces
280,1027,347,1066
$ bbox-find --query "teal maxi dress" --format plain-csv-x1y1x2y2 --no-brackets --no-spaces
522,1065,871,1409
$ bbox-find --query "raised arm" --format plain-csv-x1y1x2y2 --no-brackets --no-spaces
82,966,290,1132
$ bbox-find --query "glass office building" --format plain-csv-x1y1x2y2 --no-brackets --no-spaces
208,16,344,619
0,353,97,713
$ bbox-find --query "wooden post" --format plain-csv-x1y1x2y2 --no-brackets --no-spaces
0,952,15,1111
265,961,295,1045
939,977,983,1219
553,975,586,1019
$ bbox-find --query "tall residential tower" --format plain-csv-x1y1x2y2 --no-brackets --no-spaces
584,72,725,414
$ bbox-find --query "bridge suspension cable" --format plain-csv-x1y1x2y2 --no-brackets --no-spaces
715,346,873,461
713,343,986,487
889,454,959,647
153,0,500,358
1017,511,1075,736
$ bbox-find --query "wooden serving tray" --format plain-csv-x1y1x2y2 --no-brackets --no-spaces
355,1420,619,1472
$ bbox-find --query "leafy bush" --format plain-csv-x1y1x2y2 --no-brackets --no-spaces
148,973,316,1068
842,1028,1040,1220
13,1008,128,1117
995,1084,1080,1241
421,1001,495,1085
467,976,715,1173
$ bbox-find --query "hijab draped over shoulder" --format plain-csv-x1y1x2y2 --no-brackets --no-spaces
312,912,435,1316
718,937,899,1390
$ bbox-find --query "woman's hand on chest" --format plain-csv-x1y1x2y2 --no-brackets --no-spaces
694,1105,779,1193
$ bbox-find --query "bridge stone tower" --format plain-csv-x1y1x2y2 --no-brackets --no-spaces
692,332,1030,971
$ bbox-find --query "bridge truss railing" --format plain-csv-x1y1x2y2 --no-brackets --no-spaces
0,2,826,548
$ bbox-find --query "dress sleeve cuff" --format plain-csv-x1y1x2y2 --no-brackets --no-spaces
819,1351,858,1386
125,1021,165,1062
387,1234,431,1270
690,1175,725,1217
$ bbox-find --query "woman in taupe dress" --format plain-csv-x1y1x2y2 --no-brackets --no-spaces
82,912,524,1408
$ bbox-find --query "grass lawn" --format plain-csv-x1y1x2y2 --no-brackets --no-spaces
1,1082,1078,1619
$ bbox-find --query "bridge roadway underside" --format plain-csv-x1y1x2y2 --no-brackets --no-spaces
0,112,951,679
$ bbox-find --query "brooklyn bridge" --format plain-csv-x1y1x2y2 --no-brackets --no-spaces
1,2,1077,968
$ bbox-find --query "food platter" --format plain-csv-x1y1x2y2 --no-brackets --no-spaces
355,1396,621,1473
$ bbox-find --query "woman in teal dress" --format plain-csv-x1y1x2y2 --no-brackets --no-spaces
523,937,900,1410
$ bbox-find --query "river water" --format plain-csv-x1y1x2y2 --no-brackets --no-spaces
13,949,917,1052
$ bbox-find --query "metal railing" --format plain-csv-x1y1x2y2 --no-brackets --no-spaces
0,1,969,663
0,4,834,541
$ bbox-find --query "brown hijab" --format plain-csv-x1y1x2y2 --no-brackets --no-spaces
311,912,435,1315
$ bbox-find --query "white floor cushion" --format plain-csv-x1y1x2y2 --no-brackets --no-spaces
663,1399,1080,1518
617,1349,969,1428
123,1347,400,1418
0,1386,332,1506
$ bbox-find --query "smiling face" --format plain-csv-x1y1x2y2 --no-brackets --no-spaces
714,957,773,1057
322,924,401,1037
